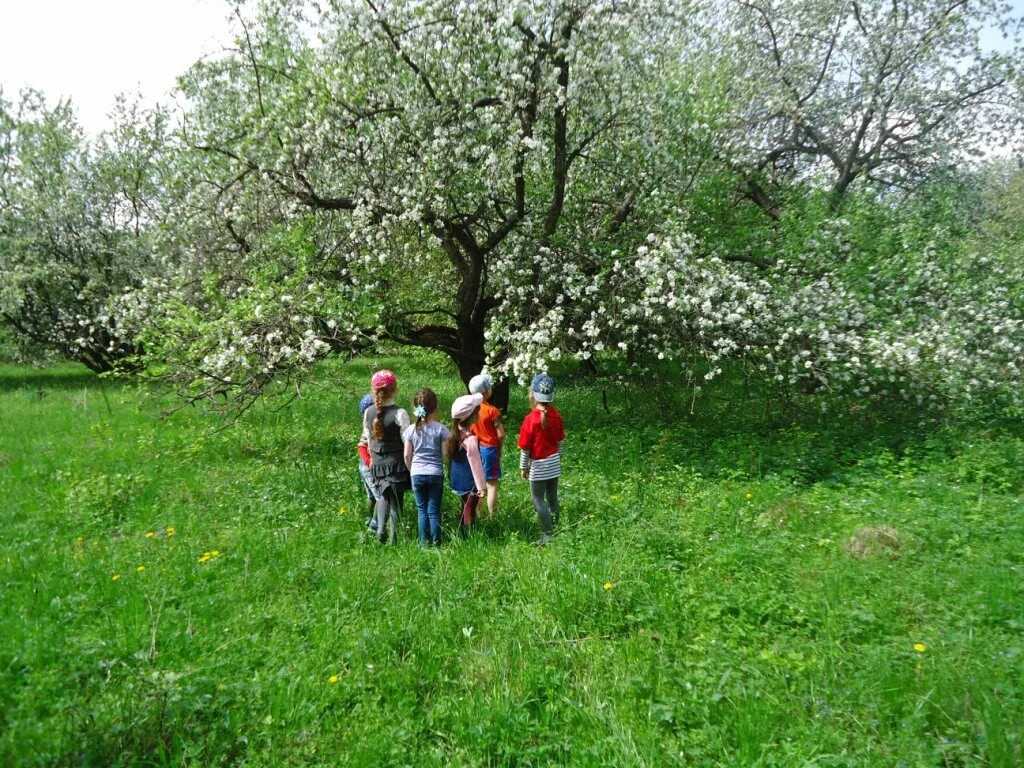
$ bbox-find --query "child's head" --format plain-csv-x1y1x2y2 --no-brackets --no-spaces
451,393,483,427
468,372,493,401
358,393,374,415
370,370,398,440
530,373,555,404
448,393,483,456
412,387,438,430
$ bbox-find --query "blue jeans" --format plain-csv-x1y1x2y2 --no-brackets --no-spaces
412,474,444,546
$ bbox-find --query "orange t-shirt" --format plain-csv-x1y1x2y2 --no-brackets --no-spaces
471,402,503,448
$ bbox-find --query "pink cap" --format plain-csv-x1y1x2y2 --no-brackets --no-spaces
371,369,397,390
451,393,483,421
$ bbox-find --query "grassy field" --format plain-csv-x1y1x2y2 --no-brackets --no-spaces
1,355,1022,767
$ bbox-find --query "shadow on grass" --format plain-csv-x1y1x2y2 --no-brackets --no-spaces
0,364,99,392
558,367,1024,488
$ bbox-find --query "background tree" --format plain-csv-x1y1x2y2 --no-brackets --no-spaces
45,0,1020,416
700,0,1024,221
148,0,697,408
0,91,170,372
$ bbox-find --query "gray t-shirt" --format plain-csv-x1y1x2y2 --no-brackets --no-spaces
403,421,451,477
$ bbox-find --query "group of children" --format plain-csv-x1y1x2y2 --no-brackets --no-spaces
356,369,565,546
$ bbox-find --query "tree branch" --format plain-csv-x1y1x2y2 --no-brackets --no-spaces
366,0,440,103
542,16,576,242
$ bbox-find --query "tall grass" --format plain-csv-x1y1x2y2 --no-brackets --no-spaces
1,356,1021,766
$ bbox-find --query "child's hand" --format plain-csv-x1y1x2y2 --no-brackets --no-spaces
520,468,529,481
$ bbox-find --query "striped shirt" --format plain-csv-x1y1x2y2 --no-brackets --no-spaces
520,443,563,481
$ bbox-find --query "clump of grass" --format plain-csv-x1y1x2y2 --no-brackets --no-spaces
754,496,808,528
844,524,903,559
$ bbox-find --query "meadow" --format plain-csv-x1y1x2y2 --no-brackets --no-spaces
1,355,1022,767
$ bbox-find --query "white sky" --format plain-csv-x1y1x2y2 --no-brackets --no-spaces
0,0,235,134
0,0,1022,136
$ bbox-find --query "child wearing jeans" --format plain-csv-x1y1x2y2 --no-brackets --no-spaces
468,372,505,519
403,388,450,547
517,374,565,544
362,370,411,544
446,393,487,539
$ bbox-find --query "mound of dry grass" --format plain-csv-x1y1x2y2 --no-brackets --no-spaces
845,524,902,559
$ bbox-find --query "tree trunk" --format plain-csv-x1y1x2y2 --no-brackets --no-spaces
453,347,484,390
78,349,115,374
449,320,511,412
77,341,142,375
490,377,511,414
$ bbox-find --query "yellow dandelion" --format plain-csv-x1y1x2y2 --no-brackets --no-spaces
112,573,121,581
913,642,927,653
145,531,156,538
327,674,339,684
603,582,613,591
746,492,753,500
166,527,176,537
136,565,146,573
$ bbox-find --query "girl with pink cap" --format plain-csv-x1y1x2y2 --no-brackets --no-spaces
362,369,411,543
445,393,487,539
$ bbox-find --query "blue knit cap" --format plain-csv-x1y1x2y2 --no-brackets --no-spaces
358,393,374,414
531,373,555,403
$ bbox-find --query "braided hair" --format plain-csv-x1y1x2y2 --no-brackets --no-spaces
372,382,397,441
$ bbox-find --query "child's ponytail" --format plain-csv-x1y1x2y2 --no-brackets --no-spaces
529,391,549,430
412,388,437,432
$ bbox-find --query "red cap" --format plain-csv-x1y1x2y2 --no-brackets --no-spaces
371,369,397,390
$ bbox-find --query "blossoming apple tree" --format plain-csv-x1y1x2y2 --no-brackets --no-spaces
142,0,1023,412
0,92,170,372
145,0,701,407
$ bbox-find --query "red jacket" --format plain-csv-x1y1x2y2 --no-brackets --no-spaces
517,406,565,461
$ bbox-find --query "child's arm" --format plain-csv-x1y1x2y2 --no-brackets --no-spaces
396,408,411,434
359,411,372,466
517,415,532,480
466,435,487,495
361,409,372,443
403,429,414,471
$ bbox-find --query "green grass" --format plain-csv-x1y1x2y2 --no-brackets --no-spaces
1,355,1022,766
